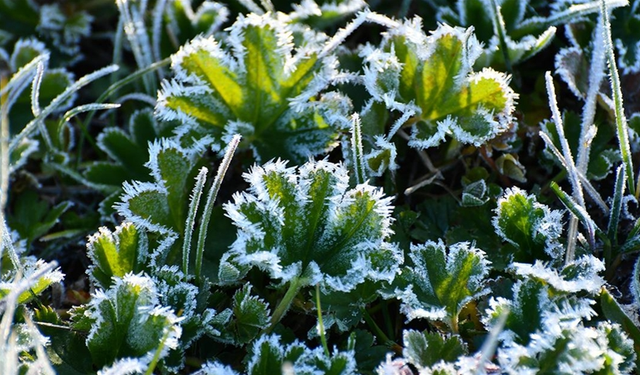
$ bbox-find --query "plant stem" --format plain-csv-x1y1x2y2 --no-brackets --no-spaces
195,135,240,281
267,277,305,333
491,0,513,73
362,308,402,355
601,0,636,197
315,284,330,357
145,328,172,375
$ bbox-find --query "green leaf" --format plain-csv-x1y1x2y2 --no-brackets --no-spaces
612,6,640,74
7,189,72,246
221,159,401,293
157,13,346,163
33,307,94,374
388,240,490,331
600,287,640,371
244,334,357,375
86,222,148,289
403,330,467,369
0,258,64,304
318,281,380,333
84,274,181,368
211,284,270,346
364,23,516,149
493,187,564,264
115,138,208,267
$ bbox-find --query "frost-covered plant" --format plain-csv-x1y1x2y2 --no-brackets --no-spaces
437,0,557,67
359,20,517,174
115,136,213,269
6,0,640,374
0,217,62,373
199,333,356,375
0,0,93,64
84,109,165,215
156,12,351,163
484,276,635,374
493,187,565,265
72,273,182,372
383,240,490,333
221,158,401,326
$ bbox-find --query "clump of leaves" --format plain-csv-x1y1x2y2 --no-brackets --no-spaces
72,273,182,372
221,158,402,326
156,12,350,163
0,0,93,63
383,240,490,333
360,20,517,174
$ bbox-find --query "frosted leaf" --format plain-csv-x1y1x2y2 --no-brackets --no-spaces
387,240,490,329
461,179,489,207
509,255,605,294
313,280,380,334
209,284,270,346
611,5,640,74
245,334,357,375
403,330,467,370
114,137,212,268
481,277,627,374
493,187,565,264
0,258,64,304
37,3,92,57
221,158,401,292
494,314,631,374
196,362,241,375
362,21,517,149
286,0,366,27
596,321,637,374
156,13,347,163
84,273,182,369
86,222,149,289
364,135,398,177
97,358,146,375
163,1,230,43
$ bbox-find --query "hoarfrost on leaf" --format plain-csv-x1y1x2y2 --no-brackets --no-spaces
210,284,270,346
86,222,149,289
361,21,517,151
493,187,565,264
84,273,182,369
245,334,357,375
156,12,348,163
221,158,401,293
386,240,490,331
114,137,212,268
509,255,605,294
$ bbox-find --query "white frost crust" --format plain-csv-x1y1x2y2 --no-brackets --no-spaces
288,0,365,22
97,358,146,375
510,255,605,294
